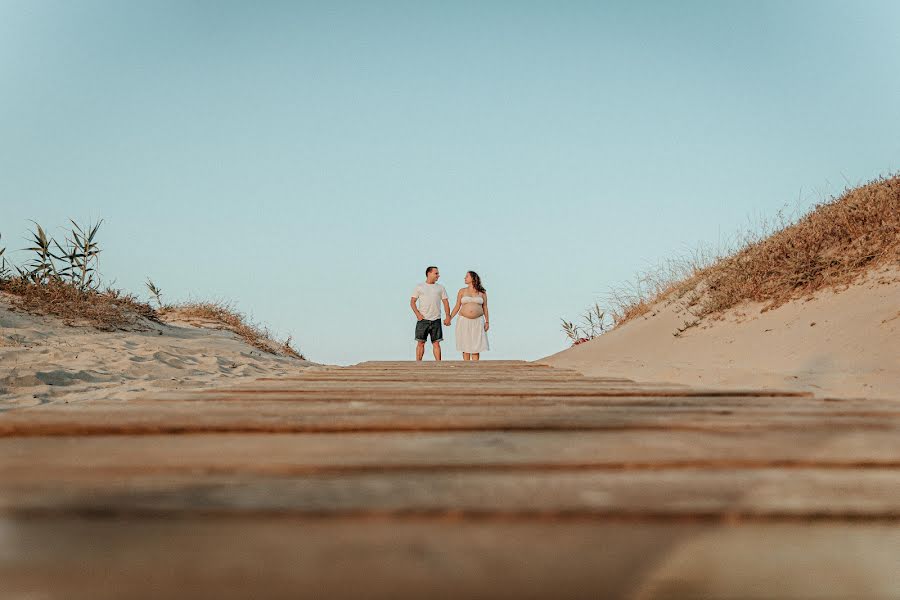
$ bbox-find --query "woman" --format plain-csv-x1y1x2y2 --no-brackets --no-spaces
446,271,490,360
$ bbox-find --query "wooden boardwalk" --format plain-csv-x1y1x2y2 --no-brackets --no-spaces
1,361,898,599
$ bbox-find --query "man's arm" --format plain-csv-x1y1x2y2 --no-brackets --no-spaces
441,287,451,322
442,297,452,324
446,289,462,325
410,296,424,320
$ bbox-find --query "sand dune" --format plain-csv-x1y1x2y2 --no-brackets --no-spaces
0,295,311,410
544,266,900,399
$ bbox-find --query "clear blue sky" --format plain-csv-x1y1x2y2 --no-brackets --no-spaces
1,1,898,364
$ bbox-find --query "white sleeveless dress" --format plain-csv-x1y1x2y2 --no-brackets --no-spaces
455,296,490,353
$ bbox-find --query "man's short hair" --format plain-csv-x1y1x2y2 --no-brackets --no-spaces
425,266,438,276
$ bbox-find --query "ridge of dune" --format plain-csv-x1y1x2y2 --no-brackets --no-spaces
0,296,312,410
543,265,900,399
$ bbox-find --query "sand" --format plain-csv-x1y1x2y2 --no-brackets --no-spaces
0,295,312,410
543,266,900,400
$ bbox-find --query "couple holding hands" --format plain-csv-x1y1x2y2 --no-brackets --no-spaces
410,266,490,361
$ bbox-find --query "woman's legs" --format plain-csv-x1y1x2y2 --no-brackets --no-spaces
462,352,471,361
471,353,480,361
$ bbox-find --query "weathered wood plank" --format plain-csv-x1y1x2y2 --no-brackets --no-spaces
3,400,898,436
235,390,827,402
3,518,895,600
3,469,899,518
2,431,899,477
353,360,542,366
254,374,613,383
212,382,804,397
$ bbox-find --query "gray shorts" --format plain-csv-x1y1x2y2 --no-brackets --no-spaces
415,318,443,343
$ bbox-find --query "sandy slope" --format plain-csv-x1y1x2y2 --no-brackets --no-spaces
0,297,311,410
543,266,900,399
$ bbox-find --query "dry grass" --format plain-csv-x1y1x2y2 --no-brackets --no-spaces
0,280,305,358
0,278,159,330
602,250,720,327
159,301,305,359
697,175,900,316
568,174,900,338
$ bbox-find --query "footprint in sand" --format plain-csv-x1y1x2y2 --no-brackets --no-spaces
152,351,200,368
34,370,113,386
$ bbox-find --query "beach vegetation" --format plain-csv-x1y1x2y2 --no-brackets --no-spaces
0,234,9,280
157,301,304,359
0,220,304,359
145,278,164,307
561,303,608,345
563,174,900,344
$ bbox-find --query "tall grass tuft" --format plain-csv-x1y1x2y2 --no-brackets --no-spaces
0,234,9,280
16,219,103,290
561,303,608,345
60,219,103,291
697,175,899,315
562,174,900,344
145,278,164,307
21,222,58,284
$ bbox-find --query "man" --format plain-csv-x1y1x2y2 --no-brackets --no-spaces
410,266,451,361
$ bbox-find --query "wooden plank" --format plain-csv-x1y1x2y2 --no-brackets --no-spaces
2,469,899,518
255,373,618,383
188,385,814,399
1,517,894,600
2,400,898,436
2,430,899,478
214,382,774,396
162,391,895,410
100,397,900,417
353,360,543,366
342,365,560,373
1,518,897,600
172,364,812,398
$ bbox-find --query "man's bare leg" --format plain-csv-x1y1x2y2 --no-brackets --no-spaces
432,341,442,361
462,352,470,361
416,341,425,361
471,353,480,361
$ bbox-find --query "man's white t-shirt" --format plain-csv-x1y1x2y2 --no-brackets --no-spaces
412,282,448,321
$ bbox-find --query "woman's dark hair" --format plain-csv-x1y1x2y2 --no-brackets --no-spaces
468,271,486,293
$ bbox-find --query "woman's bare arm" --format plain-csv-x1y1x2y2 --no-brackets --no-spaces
482,292,489,331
